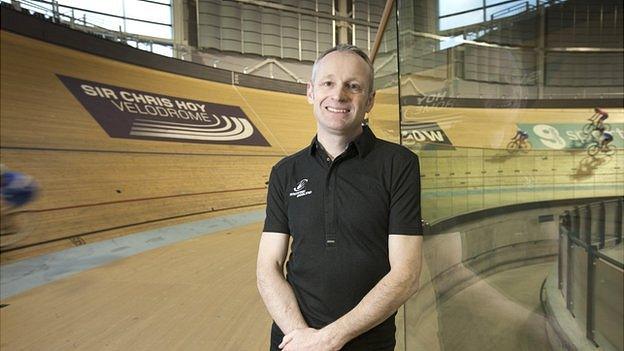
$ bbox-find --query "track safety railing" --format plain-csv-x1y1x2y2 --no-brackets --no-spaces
558,198,623,350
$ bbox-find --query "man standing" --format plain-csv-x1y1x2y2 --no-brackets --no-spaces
257,44,423,351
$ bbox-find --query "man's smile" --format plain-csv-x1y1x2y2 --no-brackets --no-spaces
325,106,351,113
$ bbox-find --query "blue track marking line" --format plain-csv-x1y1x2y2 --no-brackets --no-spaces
0,210,265,300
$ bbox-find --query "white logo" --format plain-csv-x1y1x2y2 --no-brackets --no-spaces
293,179,308,192
289,178,312,198
130,116,255,141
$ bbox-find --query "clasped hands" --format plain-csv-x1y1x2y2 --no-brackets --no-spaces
278,327,343,351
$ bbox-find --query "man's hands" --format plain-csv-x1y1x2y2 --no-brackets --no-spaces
278,327,344,351
276,235,422,350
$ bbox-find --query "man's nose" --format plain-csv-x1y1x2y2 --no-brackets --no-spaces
330,86,348,101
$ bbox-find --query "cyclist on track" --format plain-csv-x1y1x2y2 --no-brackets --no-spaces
588,107,609,129
1,165,38,241
599,130,614,150
511,129,529,143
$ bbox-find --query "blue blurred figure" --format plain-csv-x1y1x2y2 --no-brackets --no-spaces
1,165,39,246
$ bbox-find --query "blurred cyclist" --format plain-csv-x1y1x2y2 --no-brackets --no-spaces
599,130,614,150
511,129,529,142
589,107,609,129
1,165,38,241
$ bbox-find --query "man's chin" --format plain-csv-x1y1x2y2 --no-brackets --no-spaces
318,121,363,135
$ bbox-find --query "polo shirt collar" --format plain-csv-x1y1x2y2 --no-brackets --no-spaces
308,125,376,159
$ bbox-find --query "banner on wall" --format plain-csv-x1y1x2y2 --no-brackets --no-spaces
400,122,455,150
518,123,624,150
57,75,270,146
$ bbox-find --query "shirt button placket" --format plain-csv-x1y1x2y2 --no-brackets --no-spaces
325,165,336,248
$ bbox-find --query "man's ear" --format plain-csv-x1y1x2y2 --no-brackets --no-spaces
366,91,376,112
306,82,314,104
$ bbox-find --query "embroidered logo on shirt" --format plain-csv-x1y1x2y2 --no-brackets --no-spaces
289,178,312,198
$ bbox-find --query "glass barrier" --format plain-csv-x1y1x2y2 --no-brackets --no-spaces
569,245,589,329
372,1,624,350
391,0,623,225
594,258,624,351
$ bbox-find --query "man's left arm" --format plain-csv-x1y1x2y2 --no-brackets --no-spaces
279,234,423,350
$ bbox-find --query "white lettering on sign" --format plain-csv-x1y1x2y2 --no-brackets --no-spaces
81,84,118,100
422,130,445,142
566,130,594,142
174,100,207,112
109,100,222,122
401,129,448,145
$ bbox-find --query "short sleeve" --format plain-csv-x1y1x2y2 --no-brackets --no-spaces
388,152,423,235
263,166,290,234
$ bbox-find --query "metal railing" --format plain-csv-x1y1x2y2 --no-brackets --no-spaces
3,0,173,54
558,198,623,350
490,1,535,21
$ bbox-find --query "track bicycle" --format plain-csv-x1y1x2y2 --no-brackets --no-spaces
506,138,532,153
586,142,616,157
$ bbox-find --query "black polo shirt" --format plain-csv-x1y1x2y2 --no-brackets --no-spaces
263,126,422,349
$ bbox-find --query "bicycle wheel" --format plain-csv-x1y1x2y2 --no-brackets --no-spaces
587,143,600,157
520,140,532,152
506,140,519,153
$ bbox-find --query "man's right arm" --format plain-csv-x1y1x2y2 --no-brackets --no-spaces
257,232,308,334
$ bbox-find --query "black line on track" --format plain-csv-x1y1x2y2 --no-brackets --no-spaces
13,187,267,214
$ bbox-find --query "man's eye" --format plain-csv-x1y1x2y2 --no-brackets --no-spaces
321,81,333,87
348,84,362,91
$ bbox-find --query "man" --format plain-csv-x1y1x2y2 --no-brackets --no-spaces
511,129,529,143
257,44,423,351
589,107,608,129
599,129,613,150
0,164,38,247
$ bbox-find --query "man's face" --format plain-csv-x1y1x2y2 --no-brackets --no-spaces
307,51,375,136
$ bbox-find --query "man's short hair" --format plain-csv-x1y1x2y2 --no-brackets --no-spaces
310,44,375,93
